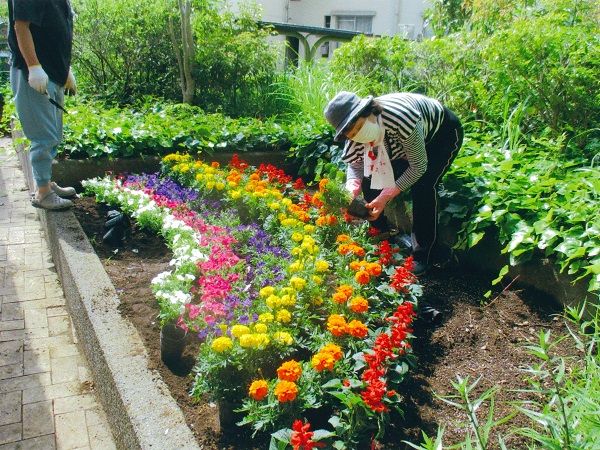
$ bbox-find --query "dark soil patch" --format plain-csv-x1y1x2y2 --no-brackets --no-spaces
72,194,577,449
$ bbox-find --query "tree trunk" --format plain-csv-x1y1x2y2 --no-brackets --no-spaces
168,0,196,104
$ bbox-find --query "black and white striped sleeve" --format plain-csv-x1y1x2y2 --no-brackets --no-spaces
394,120,428,192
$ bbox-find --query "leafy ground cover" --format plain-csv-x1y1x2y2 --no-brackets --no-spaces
73,175,580,449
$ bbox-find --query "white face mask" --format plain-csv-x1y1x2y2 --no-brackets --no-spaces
352,116,383,143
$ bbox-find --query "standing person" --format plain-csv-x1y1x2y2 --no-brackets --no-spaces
8,0,77,210
324,91,463,275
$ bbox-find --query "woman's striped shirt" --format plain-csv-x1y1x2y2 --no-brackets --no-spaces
343,92,445,192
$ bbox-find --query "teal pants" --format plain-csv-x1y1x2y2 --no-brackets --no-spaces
10,66,64,188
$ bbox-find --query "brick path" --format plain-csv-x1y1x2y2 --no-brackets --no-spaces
0,137,116,450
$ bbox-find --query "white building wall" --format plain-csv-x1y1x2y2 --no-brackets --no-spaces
225,0,432,60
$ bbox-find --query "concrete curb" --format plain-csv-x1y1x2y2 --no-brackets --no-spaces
14,135,200,450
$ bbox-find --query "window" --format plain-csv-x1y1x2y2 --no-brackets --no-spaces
335,15,373,34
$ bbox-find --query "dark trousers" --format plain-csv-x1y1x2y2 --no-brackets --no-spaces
362,107,463,263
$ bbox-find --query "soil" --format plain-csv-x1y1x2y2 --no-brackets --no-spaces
72,195,578,450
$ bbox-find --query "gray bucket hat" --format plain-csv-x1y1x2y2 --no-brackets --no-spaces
324,91,373,141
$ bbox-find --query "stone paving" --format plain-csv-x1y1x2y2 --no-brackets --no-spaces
0,137,116,450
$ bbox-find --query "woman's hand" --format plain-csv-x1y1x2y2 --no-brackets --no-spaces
366,187,400,221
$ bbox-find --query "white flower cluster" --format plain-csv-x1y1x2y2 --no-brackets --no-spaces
83,177,209,313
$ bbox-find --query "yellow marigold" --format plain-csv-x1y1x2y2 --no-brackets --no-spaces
265,294,281,309
349,296,369,313
281,198,292,206
291,247,302,256
291,232,303,242
215,182,225,191
206,181,215,190
366,262,382,277
327,314,347,337
347,320,369,338
211,336,233,353
315,260,329,272
312,275,323,285
276,309,292,323
252,333,270,347
230,190,242,199
248,380,269,401
281,217,296,227
277,360,302,382
195,173,204,181
355,270,371,285
269,202,281,210
260,286,275,298
312,296,324,306
258,312,274,323
254,323,268,333
231,324,251,338
289,277,307,291
280,294,296,307
239,334,253,348
288,261,304,273
274,380,298,402
304,224,316,234
336,234,351,243
273,331,294,346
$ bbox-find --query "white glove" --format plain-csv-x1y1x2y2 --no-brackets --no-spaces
28,65,48,94
345,178,362,197
65,67,77,94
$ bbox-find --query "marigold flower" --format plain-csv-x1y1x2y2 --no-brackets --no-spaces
276,309,292,323
311,352,336,372
248,379,269,401
312,275,323,285
366,262,382,277
289,276,307,291
230,324,251,338
327,314,347,337
315,216,327,227
274,380,298,402
291,232,303,242
260,286,275,298
258,312,274,322
336,234,351,243
337,285,353,298
230,190,242,199
349,260,362,271
318,178,329,192
349,296,368,313
254,323,268,333
273,331,294,346
355,270,371,284
304,224,316,234
277,360,302,382
347,320,369,338
215,182,225,190
332,291,348,304
211,336,233,353
315,259,329,272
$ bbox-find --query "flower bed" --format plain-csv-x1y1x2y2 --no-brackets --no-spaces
82,154,422,449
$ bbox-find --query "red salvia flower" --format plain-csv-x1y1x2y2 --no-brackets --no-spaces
290,420,326,450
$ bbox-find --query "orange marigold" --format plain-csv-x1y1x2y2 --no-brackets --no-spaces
315,216,327,227
336,234,351,243
349,261,362,271
337,284,354,299
327,215,338,225
366,262,382,277
347,320,369,338
248,379,269,401
332,292,348,304
274,380,298,402
321,343,343,360
349,296,369,313
327,314,347,337
355,270,371,285
277,360,302,382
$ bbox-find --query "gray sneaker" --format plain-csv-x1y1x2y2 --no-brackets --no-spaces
32,191,72,210
50,182,76,198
